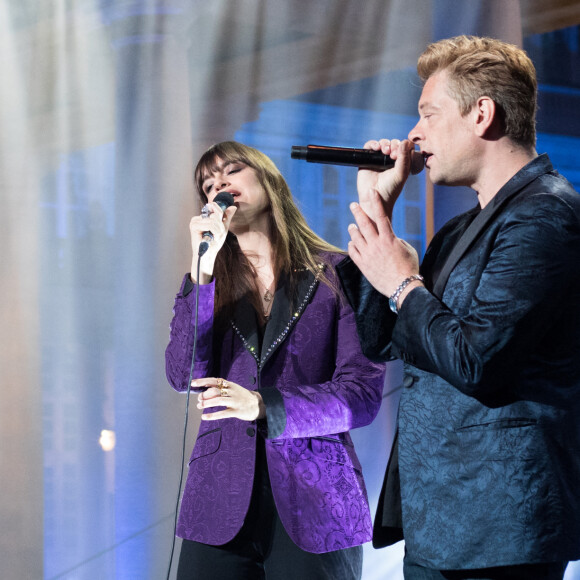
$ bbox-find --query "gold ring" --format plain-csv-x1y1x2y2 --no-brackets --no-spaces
218,379,230,397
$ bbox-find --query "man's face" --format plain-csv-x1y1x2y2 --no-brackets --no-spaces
409,70,480,187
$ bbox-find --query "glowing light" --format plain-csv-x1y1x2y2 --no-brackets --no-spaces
99,429,116,452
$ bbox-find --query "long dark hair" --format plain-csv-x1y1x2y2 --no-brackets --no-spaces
194,141,343,323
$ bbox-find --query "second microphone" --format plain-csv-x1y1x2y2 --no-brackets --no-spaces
291,144,425,175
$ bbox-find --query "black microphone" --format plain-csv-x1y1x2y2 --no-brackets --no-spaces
291,144,424,175
199,191,235,257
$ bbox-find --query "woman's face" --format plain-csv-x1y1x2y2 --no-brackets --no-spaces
201,159,270,229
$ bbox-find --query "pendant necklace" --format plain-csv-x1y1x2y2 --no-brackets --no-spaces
259,282,274,319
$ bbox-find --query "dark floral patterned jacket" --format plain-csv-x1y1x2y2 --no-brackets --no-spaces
339,155,580,569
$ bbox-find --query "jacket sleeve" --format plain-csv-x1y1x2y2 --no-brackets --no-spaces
165,274,215,392
264,283,386,440
392,191,580,398
336,256,397,362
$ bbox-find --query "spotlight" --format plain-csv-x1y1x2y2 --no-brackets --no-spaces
99,429,116,452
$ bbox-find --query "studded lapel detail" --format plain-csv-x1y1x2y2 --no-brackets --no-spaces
230,265,323,369
230,294,260,363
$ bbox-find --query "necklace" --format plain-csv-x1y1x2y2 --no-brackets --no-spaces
261,288,274,318
257,280,275,318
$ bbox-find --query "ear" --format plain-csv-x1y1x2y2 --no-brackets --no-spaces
472,96,496,137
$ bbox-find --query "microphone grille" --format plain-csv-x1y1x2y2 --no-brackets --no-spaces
213,191,235,210
410,152,425,175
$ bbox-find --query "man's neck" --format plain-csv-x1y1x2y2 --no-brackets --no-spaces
472,141,536,208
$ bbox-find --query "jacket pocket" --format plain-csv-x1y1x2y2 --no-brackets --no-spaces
189,428,222,464
455,417,539,461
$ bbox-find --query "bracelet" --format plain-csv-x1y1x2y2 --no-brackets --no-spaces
388,274,424,314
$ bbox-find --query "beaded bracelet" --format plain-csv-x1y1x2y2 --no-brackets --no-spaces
388,274,424,314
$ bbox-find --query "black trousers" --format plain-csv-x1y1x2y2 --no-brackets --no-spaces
176,437,362,580
403,554,568,580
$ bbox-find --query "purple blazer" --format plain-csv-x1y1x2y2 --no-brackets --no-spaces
165,253,385,553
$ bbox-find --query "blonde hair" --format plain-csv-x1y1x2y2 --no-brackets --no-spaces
417,35,537,149
194,141,343,320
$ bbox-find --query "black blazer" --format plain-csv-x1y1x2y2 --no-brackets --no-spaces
339,155,580,569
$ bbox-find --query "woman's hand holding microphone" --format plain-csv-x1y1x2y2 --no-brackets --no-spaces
189,193,237,284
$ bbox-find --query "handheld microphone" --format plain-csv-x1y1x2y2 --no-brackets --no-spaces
291,144,425,175
199,191,235,256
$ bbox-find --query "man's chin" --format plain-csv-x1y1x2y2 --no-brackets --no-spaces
428,170,444,185
430,172,459,187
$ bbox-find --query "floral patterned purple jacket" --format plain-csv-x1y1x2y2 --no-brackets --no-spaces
165,253,385,553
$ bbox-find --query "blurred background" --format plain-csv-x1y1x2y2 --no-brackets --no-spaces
1,1,579,578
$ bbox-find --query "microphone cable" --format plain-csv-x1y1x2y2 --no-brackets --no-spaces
165,249,205,580
165,192,233,578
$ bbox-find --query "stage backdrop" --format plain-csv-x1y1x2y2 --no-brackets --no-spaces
1,1,579,579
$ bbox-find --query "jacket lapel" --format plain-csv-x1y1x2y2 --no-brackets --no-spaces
230,266,322,369
260,267,321,368
432,154,553,298
231,294,261,364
